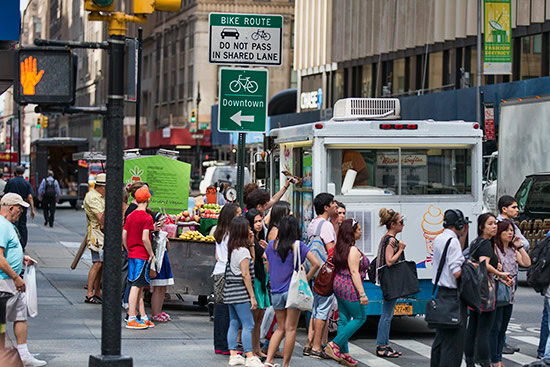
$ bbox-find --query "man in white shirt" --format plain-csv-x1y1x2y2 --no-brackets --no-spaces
430,209,469,367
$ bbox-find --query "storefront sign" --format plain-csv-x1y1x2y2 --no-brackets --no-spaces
0,152,17,163
484,0,512,74
484,103,496,140
300,88,323,110
377,154,427,167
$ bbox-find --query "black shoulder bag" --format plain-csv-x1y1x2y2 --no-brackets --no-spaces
425,238,462,329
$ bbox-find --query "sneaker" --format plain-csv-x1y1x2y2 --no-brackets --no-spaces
142,318,155,328
244,356,263,367
228,354,245,366
502,344,516,354
21,355,47,367
125,319,148,329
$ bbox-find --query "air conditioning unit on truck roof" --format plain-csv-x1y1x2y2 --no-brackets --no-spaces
333,98,400,120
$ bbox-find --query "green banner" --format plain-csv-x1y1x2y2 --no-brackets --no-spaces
124,155,191,214
484,0,512,74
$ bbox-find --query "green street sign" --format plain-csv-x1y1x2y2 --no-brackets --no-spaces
218,67,268,133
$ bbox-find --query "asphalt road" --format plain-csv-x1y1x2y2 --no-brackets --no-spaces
15,206,546,366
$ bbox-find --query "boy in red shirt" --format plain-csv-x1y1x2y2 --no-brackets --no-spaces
123,186,155,329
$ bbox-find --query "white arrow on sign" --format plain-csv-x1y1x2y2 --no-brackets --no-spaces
230,110,255,127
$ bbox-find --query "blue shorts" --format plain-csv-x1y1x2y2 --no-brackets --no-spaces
312,292,334,321
271,292,289,310
128,258,150,287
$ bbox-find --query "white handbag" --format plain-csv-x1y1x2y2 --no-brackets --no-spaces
285,241,314,312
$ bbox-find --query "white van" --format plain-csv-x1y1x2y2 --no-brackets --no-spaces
199,165,251,194
268,98,483,317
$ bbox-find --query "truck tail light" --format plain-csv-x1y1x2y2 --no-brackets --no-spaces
379,123,418,130
315,123,324,129
473,123,480,129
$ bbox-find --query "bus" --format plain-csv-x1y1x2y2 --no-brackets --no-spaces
267,98,483,316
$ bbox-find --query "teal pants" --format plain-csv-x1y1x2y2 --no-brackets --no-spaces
332,296,368,353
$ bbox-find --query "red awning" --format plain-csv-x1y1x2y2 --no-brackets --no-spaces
124,127,211,149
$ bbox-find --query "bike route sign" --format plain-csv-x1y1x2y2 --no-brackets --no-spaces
209,13,283,66
218,68,268,133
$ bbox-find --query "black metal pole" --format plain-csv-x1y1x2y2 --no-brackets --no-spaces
89,34,132,367
236,132,246,208
196,83,201,179
9,119,13,176
16,103,21,166
134,28,142,149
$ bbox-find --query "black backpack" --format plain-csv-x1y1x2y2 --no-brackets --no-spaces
527,236,550,294
44,179,56,198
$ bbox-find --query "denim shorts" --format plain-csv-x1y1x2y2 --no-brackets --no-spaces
90,249,103,263
312,292,334,321
271,292,289,310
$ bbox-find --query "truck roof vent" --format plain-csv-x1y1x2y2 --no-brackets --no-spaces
333,98,401,120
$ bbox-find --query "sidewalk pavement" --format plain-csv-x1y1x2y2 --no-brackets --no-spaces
12,219,338,366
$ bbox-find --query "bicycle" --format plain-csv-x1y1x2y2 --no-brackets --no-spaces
229,75,259,94
251,29,271,41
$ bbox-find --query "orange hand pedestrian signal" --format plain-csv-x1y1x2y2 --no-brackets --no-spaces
20,56,44,95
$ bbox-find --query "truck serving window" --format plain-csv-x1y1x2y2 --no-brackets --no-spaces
328,147,472,196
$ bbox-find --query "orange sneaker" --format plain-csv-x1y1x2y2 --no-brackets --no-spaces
125,319,148,329
142,318,155,328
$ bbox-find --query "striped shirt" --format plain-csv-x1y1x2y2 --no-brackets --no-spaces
223,248,255,304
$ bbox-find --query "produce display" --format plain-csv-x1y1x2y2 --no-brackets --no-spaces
179,230,215,243
196,203,221,219
175,210,200,223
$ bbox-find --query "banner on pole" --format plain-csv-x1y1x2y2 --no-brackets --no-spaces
484,0,512,75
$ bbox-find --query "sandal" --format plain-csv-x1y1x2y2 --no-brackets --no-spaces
340,354,358,367
263,364,280,367
303,346,312,356
324,342,343,362
151,314,169,322
386,346,402,356
376,346,400,358
85,295,101,304
160,312,171,321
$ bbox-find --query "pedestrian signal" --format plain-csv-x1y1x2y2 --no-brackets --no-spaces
133,0,181,14
190,109,197,123
36,115,42,129
15,48,75,105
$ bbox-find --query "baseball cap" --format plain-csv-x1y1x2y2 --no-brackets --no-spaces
135,186,151,203
95,173,106,186
444,209,472,228
1,193,30,208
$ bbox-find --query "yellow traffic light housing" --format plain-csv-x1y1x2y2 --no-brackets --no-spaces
42,116,48,128
133,0,181,14
85,0,116,12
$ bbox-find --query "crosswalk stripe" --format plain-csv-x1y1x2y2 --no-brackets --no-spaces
347,342,401,367
392,339,467,367
510,335,541,347
502,351,537,365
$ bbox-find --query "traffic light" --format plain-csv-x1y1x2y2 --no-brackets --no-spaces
36,115,42,129
42,116,48,128
133,0,181,14
84,0,115,12
190,109,197,123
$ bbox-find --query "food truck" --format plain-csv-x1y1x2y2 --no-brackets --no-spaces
267,98,484,316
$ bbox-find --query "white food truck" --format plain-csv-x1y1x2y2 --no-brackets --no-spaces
267,98,483,316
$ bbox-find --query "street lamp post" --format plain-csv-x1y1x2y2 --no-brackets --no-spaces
196,83,201,179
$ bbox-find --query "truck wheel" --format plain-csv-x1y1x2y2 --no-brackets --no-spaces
70,200,77,209
198,295,208,307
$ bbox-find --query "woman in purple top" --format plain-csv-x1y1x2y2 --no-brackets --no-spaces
264,215,319,367
324,219,369,367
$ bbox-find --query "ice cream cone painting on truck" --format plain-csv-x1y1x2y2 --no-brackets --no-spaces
267,98,483,316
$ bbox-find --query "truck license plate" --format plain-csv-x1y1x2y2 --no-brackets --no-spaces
394,303,413,316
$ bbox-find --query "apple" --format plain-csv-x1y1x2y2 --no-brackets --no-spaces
185,217,191,222
183,210,189,217
194,215,200,222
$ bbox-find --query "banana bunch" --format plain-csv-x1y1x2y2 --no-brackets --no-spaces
179,231,215,243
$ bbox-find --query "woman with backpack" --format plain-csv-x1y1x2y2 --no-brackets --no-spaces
324,219,368,367
245,208,271,358
224,217,263,367
489,219,531,367
212,204,241,356
373,208,406,358
464,213,513,367
263,215,320,367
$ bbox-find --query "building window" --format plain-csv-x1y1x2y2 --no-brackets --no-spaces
163,72,168,102
164,30,170,58
179,68,185,100
172,29,177,56
171,70,176,101
362,64,373,97
180,24,187,52
156,35,162,62
332,70,344,104
187,66,194,98
188,21,195,49
521,34,542,80
393,58,405,95
143,55,149,79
